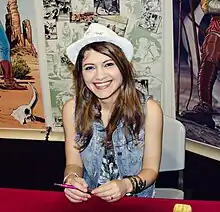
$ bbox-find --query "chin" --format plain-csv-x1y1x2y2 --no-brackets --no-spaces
96,90,120,101
95,94,113,100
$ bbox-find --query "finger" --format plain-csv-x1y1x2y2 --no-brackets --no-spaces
65,193,82,203
92,184,112,195
108,196,120,203
71,180,88,193
65,188,91,199
64,191,83,203
70,188,91,199
74,177,88,188
95,189,114,198
65,188,90,200
103,194,120,203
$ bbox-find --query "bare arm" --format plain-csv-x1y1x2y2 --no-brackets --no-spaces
62,98,83,180
124,98,163,192
63,99,91,203
138,98,163,186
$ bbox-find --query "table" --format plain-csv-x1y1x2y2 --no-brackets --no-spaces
1,188,220,212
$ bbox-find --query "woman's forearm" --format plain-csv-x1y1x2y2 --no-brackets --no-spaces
64,164,83,179
122,168,159,194
138,168,159,187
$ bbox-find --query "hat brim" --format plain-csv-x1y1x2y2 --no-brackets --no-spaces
66,35,133,64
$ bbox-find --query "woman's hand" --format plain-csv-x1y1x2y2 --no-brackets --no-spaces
91,179,131,202
64,176,91,203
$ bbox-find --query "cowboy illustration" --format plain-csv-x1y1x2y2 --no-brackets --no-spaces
181,0,220,129
0,20,26,90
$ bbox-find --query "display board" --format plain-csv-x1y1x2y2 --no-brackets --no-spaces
174,0,220,150
36,0,175,131
0,0,175,136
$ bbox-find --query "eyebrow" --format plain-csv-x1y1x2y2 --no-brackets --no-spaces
83,59,113,67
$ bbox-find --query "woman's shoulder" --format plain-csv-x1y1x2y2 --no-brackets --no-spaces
137,90,162,115
62,97,75,113
145,97,163,117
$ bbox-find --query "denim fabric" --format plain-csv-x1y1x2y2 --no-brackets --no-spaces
78,94,155,197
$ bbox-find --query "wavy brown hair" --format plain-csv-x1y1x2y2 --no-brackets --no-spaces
73,41,145,151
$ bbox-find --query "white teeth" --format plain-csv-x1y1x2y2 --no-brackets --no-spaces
95,81,111,87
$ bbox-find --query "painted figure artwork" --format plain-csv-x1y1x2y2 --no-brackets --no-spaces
0,0,45,129
174,0,220,148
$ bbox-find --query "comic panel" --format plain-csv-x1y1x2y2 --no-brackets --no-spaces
85,15,128,36
141,0,161,13
44,19,58,40
138,12,162,33
43,0,72,21
46,21,85,127
94,0,120,15
71,0,94,13
70,12,96,23
135,78,149,95
49,80,73,128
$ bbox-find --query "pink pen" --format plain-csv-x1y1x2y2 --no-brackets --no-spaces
54,183,92,193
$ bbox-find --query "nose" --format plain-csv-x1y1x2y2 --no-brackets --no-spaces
95,65,106,80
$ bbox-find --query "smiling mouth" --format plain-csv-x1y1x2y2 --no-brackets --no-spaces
94,80,112,90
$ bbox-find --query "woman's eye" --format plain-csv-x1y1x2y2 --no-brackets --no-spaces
105,62,115,67
84,66,94,71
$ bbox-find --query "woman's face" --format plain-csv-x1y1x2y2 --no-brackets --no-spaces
82,49,123,101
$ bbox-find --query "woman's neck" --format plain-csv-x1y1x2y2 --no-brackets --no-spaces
99,97,117,128
98,91,119,112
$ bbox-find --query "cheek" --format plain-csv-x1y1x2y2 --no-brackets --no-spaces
82,71,93,84
116,71,123,84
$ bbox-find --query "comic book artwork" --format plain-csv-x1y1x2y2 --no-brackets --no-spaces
94,0,120,15
123,0,163,101
174,0,220,148
0,0,45,129
37,0,164,129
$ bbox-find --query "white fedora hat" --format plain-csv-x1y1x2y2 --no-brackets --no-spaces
66,23,133,64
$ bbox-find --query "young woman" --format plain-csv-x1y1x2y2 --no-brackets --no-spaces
62,23,163,203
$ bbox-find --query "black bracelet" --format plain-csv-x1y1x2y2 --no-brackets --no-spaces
132,176,139,192
135,175,147,193
123,175,148,194
123,175,136,195
125,176,136,194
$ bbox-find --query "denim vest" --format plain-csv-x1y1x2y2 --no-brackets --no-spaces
77,95,155,198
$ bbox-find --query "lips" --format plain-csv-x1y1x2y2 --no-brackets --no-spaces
93,80,112,90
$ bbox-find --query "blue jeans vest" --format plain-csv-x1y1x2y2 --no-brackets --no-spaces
78,94,155,198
